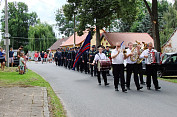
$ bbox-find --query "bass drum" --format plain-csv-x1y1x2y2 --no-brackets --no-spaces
97,59,112,71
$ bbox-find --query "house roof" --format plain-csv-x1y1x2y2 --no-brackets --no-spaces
162,28,177,48
102,32,154,47
61,31,89,47
48,37,69,50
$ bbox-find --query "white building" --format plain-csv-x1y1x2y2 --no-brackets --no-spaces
162,29,177,53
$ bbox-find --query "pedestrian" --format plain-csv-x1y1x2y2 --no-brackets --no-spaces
17,46,23,72
92,46,109,86
19,53,25,75
48,51,53,63
0,47,6,71
9,47,14,67
44,52,48,63
34,51,38,63
111,42,127,92
140,42,161,90
40,51,45,64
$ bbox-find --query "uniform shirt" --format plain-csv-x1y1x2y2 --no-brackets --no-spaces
41,53,45,58
140,49,157,64
111,49,124,64
126,48,136,64
94,53,107,61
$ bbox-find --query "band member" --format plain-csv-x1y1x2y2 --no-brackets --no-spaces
92,46,109,86
125,42,143,90
57,48,62,66
137,62,145,85
140,42,161,90
76,47,80,72
83,50,89,74
89,45,96,76
54,50,58,66
111,42,127,92
105,46,111,76
61,48,65,66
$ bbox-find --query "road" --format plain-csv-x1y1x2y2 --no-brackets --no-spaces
27,61,177,117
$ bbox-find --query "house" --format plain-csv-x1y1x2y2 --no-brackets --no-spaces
60,31,89,48
48,37,69,52
162,29,177,53
100,32,154,48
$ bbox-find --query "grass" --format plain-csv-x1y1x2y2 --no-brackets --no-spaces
159,76,177,84
0,67,66,117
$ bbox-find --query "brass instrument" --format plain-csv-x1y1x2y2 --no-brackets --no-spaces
130,41,147,64
130,40,141,62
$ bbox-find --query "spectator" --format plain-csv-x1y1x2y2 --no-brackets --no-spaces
40,51,45,64
49,51,53,63
19,53,25,75
9,47,14,67
17,46,23,71
44,52,48,63
0,47,6,71
34,51,38,63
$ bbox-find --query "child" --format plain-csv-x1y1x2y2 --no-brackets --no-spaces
19,53,25,74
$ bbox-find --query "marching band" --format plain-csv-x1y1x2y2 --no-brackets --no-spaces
53,41,161,92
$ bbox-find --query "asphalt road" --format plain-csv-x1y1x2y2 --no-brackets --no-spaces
27,61,177,117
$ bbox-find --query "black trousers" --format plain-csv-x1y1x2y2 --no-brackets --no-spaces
97,70,107,84
137,63,144,83
84,61,88,73
112,64,125,90
57,59,61,66
55,58,58,66
146,64,159,88
126,64,141,88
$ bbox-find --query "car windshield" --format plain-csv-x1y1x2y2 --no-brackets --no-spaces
162,54,169,63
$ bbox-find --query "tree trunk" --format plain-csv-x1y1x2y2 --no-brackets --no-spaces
143,0,161,52
152,0,161,52
96,25,100,49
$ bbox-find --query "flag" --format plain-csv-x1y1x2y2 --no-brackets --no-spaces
73,31,92,70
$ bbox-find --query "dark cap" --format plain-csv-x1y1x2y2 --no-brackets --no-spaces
106,46,109,48
20,45,23,48
92,45,95,48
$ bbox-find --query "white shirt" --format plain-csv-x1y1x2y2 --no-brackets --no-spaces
126,48,136,64
94,53,107,61
111,49,124,64
140,49,157,64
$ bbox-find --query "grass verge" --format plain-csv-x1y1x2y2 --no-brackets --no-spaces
159,77,177,84
0,67,66,117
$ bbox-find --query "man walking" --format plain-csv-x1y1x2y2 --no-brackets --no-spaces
9,47,14,67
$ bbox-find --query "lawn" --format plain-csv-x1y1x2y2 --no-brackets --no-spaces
0,67,66,117
159,76,177,84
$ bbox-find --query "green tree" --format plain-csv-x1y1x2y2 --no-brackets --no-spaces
0,2,38,49
28,22,57,51
63,0,140,47
55,8,75,37
160,3,177,45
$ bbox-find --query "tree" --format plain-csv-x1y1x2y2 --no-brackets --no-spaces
55,8,75,37
143,0,161,51
0,2,38,49
28,22,57,51
63,0,140,47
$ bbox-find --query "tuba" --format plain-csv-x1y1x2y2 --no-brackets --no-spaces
130,41,148,64
130,40,141,62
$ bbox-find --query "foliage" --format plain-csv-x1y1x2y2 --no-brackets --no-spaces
0,2,38,49
160,2,177,45
0,67,66,117
28,22,57,51
55,8,74,37
63,0,140,46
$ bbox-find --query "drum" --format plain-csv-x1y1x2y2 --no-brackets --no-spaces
97,59,111,71
148,52,162,64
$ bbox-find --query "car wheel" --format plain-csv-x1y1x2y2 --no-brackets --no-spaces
157,71,163,78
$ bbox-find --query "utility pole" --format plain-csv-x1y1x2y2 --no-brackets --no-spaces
5,0,9,67
73,12,76,47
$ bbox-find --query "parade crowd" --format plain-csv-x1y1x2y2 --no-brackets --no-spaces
0,42,161,92
52,42,161,92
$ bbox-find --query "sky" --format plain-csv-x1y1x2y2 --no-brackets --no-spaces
0,0,175,41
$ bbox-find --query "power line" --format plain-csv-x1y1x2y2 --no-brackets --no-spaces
10,37,57,40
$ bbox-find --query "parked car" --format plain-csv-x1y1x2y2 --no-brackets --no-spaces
157,52,177,77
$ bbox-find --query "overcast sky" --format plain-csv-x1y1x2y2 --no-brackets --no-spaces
0,0,175,40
